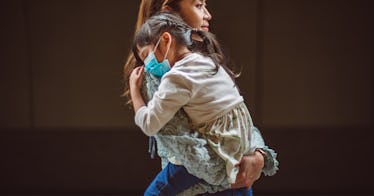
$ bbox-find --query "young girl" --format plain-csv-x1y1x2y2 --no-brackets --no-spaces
123,3,279,191
129,12,258,195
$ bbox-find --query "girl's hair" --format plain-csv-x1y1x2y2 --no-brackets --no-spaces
123,0,182,104
132,12,238,83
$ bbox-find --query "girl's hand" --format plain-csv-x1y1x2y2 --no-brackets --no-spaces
129,66,144,92
231,151,264,189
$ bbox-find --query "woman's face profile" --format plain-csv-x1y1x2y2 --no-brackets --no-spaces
177,0,212,31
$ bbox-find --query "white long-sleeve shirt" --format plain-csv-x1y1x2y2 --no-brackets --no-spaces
135,53,243,136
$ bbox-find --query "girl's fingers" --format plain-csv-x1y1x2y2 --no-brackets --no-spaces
135,66,144,76
131,67,141,77
139,66,144,75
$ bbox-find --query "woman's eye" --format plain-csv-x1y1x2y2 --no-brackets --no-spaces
196,3,203,9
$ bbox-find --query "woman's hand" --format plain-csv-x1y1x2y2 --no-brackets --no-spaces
129,66,145,112
231,151,264,189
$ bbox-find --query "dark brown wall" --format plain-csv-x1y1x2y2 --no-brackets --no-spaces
1,0,373,195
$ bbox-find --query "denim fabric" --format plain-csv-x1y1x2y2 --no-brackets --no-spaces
144,163,253,196
144,163,200,196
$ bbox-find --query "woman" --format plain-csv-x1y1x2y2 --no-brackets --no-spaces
123,0,278,194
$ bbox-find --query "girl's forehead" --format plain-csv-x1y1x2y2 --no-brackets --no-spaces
137,44,154,58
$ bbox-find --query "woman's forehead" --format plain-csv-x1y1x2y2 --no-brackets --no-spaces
183,0,206,4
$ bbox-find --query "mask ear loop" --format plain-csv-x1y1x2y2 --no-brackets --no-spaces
163,38,171,60
153,36,162,52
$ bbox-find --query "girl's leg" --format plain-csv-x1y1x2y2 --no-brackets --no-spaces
144,163,201,196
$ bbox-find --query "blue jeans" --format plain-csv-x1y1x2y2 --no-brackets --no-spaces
144,163,253,196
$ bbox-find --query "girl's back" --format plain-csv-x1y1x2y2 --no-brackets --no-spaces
158,52,244,125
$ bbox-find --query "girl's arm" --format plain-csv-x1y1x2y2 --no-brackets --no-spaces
130,67,192,136
129,66,146,113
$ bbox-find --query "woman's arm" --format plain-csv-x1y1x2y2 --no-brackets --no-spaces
232,126,279,188
250,126,279,176
231,150,264,189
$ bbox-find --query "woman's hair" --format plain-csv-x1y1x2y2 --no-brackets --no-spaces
123,0,239,105
123,0,182,104
135,0,182,31
133,12,238,83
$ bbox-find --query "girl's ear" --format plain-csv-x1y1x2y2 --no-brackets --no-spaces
161,32,172,49
158,32,173,60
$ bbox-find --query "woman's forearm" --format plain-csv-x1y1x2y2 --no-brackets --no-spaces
251,126,279,176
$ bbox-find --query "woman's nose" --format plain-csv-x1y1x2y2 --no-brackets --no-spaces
203,7,212,20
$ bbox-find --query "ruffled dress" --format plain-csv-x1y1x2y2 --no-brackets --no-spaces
139,53,279,195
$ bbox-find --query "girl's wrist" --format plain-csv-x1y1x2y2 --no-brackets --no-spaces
130,88,145,112
130,86,140,98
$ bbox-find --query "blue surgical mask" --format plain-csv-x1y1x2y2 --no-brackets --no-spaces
144,37,171,78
